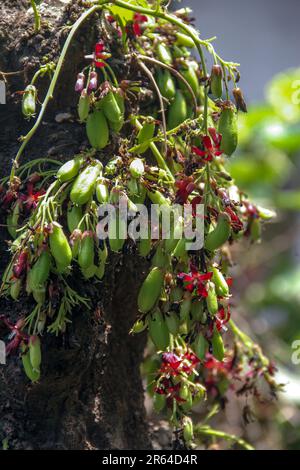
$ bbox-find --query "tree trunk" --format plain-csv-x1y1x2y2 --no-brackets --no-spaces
0,0,151,450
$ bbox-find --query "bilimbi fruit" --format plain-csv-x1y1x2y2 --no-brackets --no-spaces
167,90,187,129
96,179,109,204
138,267,164,313
29,335,42,372
67,204,83,233
157,69,176,100
212,267,229,297
22,85,37,118
211,328,225,361
206,282,219,316
156,43,173,65
78,90,90,122
137,122,155,153
57,156,82,183
205,212,231,251
148,308,170,350
49,222,72,273
210,64,223,99
86,110,109,150
29,250,51,289
78,231,95,270
182,416,194,444
21,343,40,382
70,162,102,205
219,103,238,156
101,90,123,124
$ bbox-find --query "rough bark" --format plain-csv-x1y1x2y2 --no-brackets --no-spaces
0,0,151,450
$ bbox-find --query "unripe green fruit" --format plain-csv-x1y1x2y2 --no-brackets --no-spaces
147,189,170,206
219,104,238,156
96,179,109,204
205,213,231,252
206,282,218,316
70,162,102,205
138,267,164,313
49,222,72,272
212,267,229,297
29,250,51,289
78,233,94,269
86,110,109,150
148,308,170,350
101,91,123,123
175,32,195,48
167,91,187,129
57,157,82,183
137,122,155,153
81,264,97,279
67,204,83,233
211,328,225,361
138,236,152,257
21,344,40,383
157,44,173,65
22,85,36,118
157,69,176,100
29,336,41,371
182,416,194,445
10,278,22,300
130,319,147,334
179,384,193,411
78,90,90,122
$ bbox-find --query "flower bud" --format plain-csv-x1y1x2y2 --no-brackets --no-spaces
233,87,247,112
88,71,98,91
75,73,85,92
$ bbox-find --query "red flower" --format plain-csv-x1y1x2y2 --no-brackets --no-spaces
160,352,182,375
225,206,243,232
175,176,195,204
155,381,185,403
159,351,200,376
191,195,203,217
192,127,223,162
178,266,213,297
94,42,107,68
0,316,27,356
13,251,28,279
215,305,231,332
20,182,45,211
132,13,148,36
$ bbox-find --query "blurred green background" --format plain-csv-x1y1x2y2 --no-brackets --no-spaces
225,68,300,449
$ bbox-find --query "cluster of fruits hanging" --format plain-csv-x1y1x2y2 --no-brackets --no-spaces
0,1,278,448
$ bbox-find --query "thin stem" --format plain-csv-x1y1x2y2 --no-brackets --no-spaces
194,426,254,450
30,0,41,33
134,118,174,182
137,54,198,114
137,59,167,153
10,4,103,181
